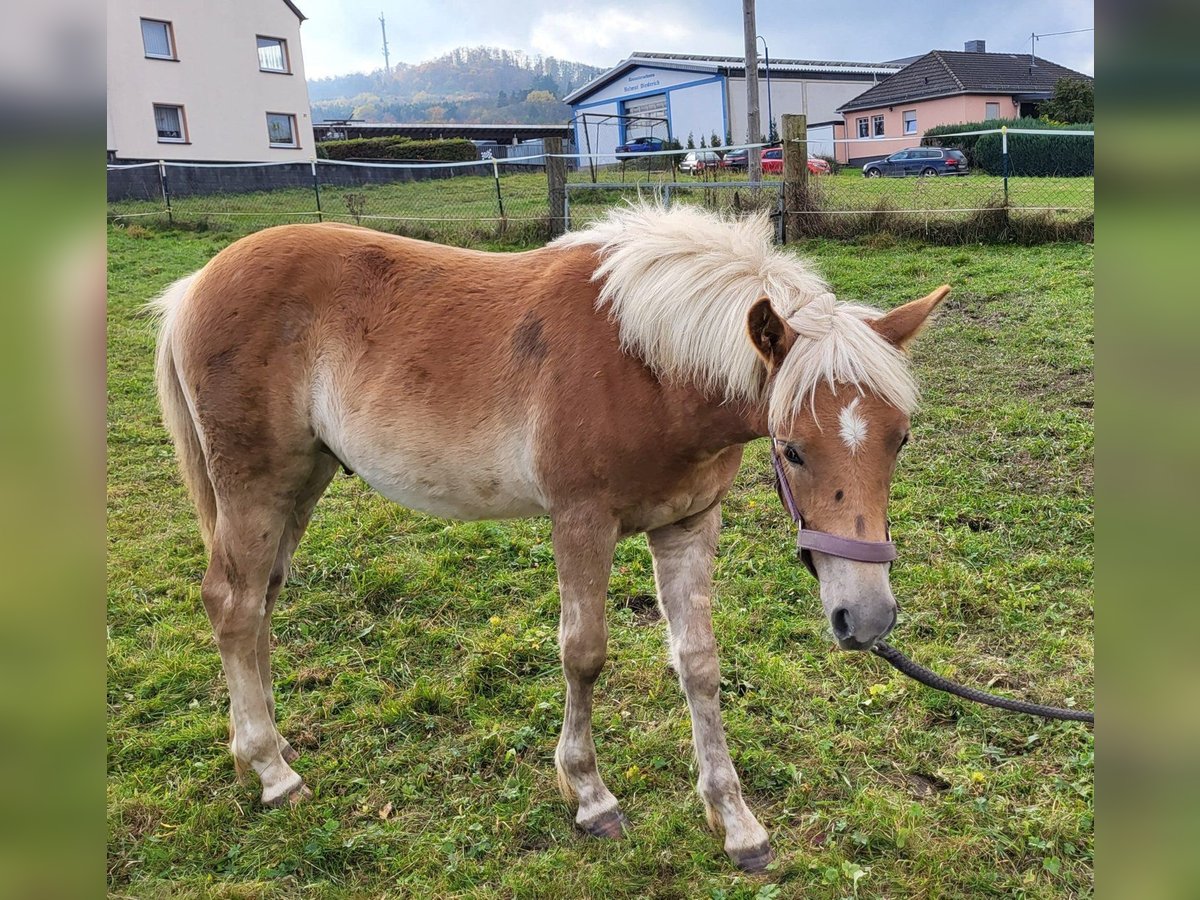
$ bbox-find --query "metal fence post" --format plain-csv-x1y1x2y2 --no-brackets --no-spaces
312,160,323,222
781,114,807,242
1001,125,1009,205
158,160,173,226
491,157,505,221
545,137,567,238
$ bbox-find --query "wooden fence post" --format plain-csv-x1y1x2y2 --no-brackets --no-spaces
545,137,567,238
782,113,807,242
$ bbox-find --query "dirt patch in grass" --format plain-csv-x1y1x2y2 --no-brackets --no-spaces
620,592,662,624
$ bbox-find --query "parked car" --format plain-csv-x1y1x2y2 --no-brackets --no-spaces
720,147,748,169
759,148,831,175
679,149,723,174
862,147,968,177
614,136,665,154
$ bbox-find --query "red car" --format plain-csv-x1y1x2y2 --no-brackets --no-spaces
760,147,831,175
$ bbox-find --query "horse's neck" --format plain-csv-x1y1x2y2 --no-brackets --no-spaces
690,392,770,452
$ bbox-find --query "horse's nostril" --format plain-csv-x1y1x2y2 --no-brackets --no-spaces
831,607,853,640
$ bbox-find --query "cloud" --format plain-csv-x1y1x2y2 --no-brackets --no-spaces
529,6,724,63
295,0,1092,79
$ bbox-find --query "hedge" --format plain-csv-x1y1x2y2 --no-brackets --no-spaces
923,117,1093,177
317,137,479,162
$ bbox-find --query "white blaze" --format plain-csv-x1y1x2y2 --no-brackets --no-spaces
839,397,868,454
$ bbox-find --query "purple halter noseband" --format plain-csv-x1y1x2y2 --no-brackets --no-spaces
770,440,898,569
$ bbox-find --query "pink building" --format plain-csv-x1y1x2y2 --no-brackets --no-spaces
835,42,1092,167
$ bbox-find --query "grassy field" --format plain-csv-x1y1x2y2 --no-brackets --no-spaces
107,169,1094,245
107,224,1093,898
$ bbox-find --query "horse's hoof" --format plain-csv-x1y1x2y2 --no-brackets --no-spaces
729,842,773,874
263,780,311,809
280,742,300,764
579,807,629,839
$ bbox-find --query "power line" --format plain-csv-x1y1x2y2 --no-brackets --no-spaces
1035,27,1095,38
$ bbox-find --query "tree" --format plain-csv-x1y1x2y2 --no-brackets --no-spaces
710,131,721,148
1040,78,1094,124
686,132,695,149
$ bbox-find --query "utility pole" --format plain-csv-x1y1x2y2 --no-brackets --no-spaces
742,0,762,183
380,12,391,74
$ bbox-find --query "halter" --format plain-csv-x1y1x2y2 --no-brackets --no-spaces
770,440,898,573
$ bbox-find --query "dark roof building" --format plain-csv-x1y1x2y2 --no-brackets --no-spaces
839,45,1092,113
831,41,1092,166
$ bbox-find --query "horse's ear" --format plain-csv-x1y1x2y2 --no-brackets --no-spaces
870,285,950,351
747,298,790,370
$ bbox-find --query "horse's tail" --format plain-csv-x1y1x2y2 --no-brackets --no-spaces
148,273,217,550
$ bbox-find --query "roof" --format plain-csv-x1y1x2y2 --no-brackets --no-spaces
564,51,901,104
838,50,1092,112
312,122,572,143
281,0,306,21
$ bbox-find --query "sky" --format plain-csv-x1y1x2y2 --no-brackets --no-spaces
295,0,1093,81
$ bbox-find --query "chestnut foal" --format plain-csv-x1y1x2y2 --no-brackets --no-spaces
152,205,946,871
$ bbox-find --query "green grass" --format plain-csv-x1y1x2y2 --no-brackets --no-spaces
108,226,1093,898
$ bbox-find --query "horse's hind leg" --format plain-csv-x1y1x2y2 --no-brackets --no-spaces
203,491,308,807
646,504,771,872
257,456,339,764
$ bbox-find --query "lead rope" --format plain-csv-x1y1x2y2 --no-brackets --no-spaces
870,641,1094,724
771,444,1093,724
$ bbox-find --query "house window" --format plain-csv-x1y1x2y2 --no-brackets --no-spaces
154,104,187,142
985,102,1001,120
141,18,175,59
267,113,299,148
257,36,290,73
857,117,869,139
872,115,885,137
903,110,917,135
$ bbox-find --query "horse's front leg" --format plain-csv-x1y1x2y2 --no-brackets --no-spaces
647,504,772,872
550,512,626,838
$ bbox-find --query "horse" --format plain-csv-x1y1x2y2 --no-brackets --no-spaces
151,203,948,872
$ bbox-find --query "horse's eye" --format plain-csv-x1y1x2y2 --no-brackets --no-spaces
899,432,911,451
784,446,804,466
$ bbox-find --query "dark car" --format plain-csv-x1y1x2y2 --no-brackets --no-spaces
720,147,748,169
862,147,968,177
615,136,666,154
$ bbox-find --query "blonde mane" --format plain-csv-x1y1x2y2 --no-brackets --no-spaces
552,204,918,426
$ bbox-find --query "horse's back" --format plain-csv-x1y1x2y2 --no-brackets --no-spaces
173,224,604,520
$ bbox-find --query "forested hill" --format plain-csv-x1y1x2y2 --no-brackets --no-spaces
308,46,605,125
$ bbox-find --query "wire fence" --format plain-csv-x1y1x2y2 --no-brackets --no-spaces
107,158,555,246
107,129,1093,245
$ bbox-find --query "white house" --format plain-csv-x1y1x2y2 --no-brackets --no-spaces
107,0,313,162
563,51,902,163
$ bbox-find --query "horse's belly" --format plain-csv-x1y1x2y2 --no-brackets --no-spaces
332,438,547,522
361,466,547,521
